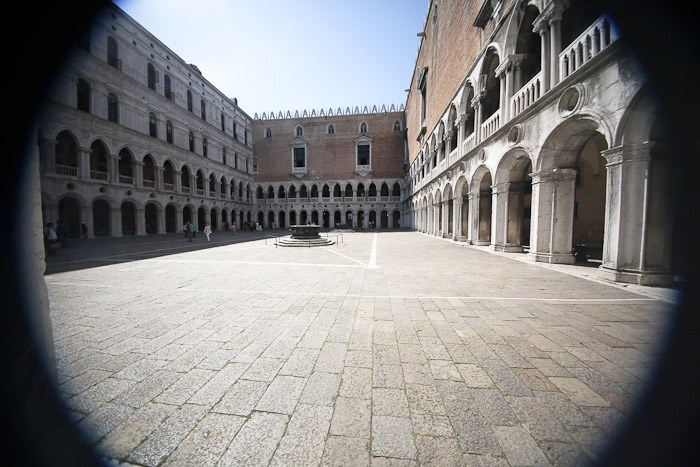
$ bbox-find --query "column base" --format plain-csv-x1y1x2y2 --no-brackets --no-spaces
529,251,575,264
454,236,467,242
598,266,677,286
473,240,490,246
492,244,524,253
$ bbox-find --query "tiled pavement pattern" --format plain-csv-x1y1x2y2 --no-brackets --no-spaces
45,231,679,466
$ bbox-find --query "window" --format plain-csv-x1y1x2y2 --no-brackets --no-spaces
189,131,195,152
200,99,206,120
149,113,157,137
164,74,172,99
107,37,119,69
234,153,238,169
147,64,157,91
233,122,238,140
393,120,402,131
221,113,225,132
245,159,249,173
293,146,306,172
360,122,367,133
166,120,173,143
244,130,248,145
187,90,193,112
107,93,119,123
77,79,90,113
222,147,227,165
265,127,272,138
418,67,428,126
328,124,335,135
295,125,303,136
357,143,370,168
202,138,208,157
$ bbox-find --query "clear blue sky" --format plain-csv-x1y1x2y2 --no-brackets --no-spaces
113,0,429,118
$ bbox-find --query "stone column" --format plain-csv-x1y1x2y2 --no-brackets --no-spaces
598,144,673,285
111,206,122,237
495,58,512,122
467,191,478,244
534,19,551,92
134,161,144,188
157,206,166,234
81,206,93,239
135,207,145,235
110,154,120,183
491,182,510,250
176,208,184,232
528,168,576,263
156,166,164,190
549,15,563,87
453,195,464,240
79,147,91,181
174,170,182,193
442,200,450,237
472,94,484,145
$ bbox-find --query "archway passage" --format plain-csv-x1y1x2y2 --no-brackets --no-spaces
145,203,158,234
165,205,177,233
92,199,110,237
477,172,492,245
392,210,401,228
58,197,81,238
572,135,607,262
121,201,136,235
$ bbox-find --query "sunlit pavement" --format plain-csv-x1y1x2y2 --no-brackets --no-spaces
45,230,680,466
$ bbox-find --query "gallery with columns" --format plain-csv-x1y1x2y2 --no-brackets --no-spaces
35,0,682,286
403,0,679,286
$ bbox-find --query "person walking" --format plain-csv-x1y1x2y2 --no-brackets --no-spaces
203,222,212,242
185,221,193,242
44,223,59,255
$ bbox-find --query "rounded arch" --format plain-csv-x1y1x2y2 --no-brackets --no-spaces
537,116,612,171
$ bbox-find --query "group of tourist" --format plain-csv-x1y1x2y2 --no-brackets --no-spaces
43,220,89,256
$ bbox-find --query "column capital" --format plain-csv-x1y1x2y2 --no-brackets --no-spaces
531,168,577,183
602,143,652,166
491,182,511,193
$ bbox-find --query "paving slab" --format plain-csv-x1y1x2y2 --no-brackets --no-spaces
45,231,679,465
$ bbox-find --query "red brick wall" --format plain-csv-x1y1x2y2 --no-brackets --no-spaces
405,0,513,164
252,112,406,183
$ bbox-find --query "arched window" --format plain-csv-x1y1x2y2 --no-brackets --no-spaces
166,120,173,143
149,113,157,137
328,124,335,135
187,90,193,112
267,186,275,199
147,63,157,91
295,125,303,136
189,131,195,152
107,36,119,69
107,93,118,123
77,79,90,113
393,120,402,131
360,122,368,133
265,127,272,138
200,99,206,120
164,74,172,99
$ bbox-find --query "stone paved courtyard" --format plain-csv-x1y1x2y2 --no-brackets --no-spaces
45,231,679,466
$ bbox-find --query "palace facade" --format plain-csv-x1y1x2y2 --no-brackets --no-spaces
35,0,679,285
